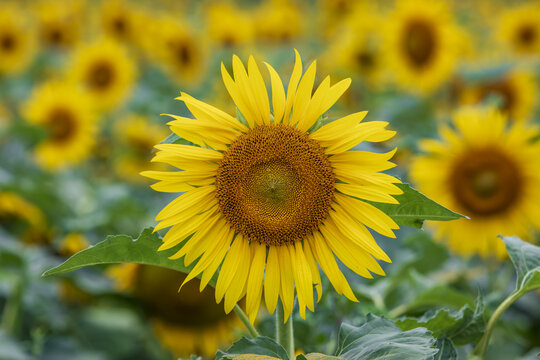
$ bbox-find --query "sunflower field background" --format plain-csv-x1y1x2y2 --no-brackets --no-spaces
1,0,540,359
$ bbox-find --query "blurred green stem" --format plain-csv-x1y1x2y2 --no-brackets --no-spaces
276,301,294,359
1,276,23,335
233,305,260,338
472,289,534,359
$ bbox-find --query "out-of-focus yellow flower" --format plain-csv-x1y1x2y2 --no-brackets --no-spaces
68,38,137,111
458,69,537,122
58,233,89,257
317,0,362,39
113,114,168,183
0,192,49,244
98,0,145,45
0,5,36,75
254,0,303,43
383,0,466,93
22,80,98,170
32,0,84,49
108,264,242,357
411,107,540,258
324,4,386,87
497,3,540,57
205,2,254,49
143,16,207,85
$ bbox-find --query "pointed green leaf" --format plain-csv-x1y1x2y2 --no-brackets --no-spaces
41,228,195,281
159,132,190,145
336,314,437,360
369,183,465,229
434,338,457,360
502,236,540,293
216,337,289,360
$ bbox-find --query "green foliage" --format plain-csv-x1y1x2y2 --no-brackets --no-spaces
503,236,540,293
42,227,197,282
396,296,486,346
335,315,438,360
369,184,465,229
216,337,290,360
433,338,457,360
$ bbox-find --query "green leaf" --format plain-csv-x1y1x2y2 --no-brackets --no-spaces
336,314,437,360
502,236,540,293
159,132,190,145
216,336,290,360
434,338,457,360
396,296,486,346
41,228,196,281
370,183,465,229
302,354,343,360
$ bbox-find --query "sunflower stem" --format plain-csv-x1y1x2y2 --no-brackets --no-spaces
233,304,260,338
275,301,294,360
471,290,525,359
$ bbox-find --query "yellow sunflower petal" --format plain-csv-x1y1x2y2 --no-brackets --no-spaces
282,49,303,124
264,246,281,314
246,242,266,323
278,245,295,323
264,62,286,124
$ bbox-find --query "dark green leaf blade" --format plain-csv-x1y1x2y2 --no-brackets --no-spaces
502,236,540,293
370,183,465,229
42,228,191,279
336,314,437,360
216,336,289,360
434,338,457,360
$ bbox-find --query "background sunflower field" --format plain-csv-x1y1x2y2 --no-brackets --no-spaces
1,0,540,359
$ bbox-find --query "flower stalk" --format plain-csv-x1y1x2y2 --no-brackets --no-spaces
276,301,295,360
233,304,260,338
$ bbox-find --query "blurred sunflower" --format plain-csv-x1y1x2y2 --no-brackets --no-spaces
205,2,254,49
411,107,540,258
383,0,464,93
317,0,361,39
113,114,169,183
0,192,49,244
255,0,303,44
68,39,137,111
109,264,241,357
23,80,97,170
0,5,36,75
458,69,537,121
143,52,401,322
58,233,89,257
33,0,83,49
146,17,206,85
497,3,540,56
98,0,143,45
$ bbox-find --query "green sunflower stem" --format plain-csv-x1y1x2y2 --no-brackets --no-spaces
275,301,295,360
233,304,260,338
471,290,526,359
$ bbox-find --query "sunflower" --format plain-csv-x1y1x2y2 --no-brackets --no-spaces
411,107,540,259
68,39,137,111
458,69,537,121
113,114,169,183
22,80,97,170
109,263,241,357
58,233,90,257
33,0,83,49
0,5,36,75
497,3,540,57
145,17,206,85
98,0,144,45
205,2,254,49
317,0,362,39
383,0,465,93
0,192,49,244
254,0,303,44
142,52,401,323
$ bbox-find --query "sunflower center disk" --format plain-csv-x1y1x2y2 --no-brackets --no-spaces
403,20,435,68
216,124,335,246
517,25,536,46
450,148,522,216
87,61,115,90
46,108,77,143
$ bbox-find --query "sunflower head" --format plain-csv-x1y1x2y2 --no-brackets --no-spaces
411,107,540,258
255,1,303,43
68,39,137,110
99,0,144,44
22,80,97,170
143,51,401,323
205,2,254,48
497,3,540,56
33,0,83,49
0,5,36,75
108,263,240,357
0,192,49,244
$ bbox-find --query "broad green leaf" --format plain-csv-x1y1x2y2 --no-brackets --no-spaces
502,236,540,293
159,132,190,145
216,337,289,360
396,296,485,346
41,228,197,281
302,354,343,360
369,183,465,229
434,338,457,360
336,314,437,360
